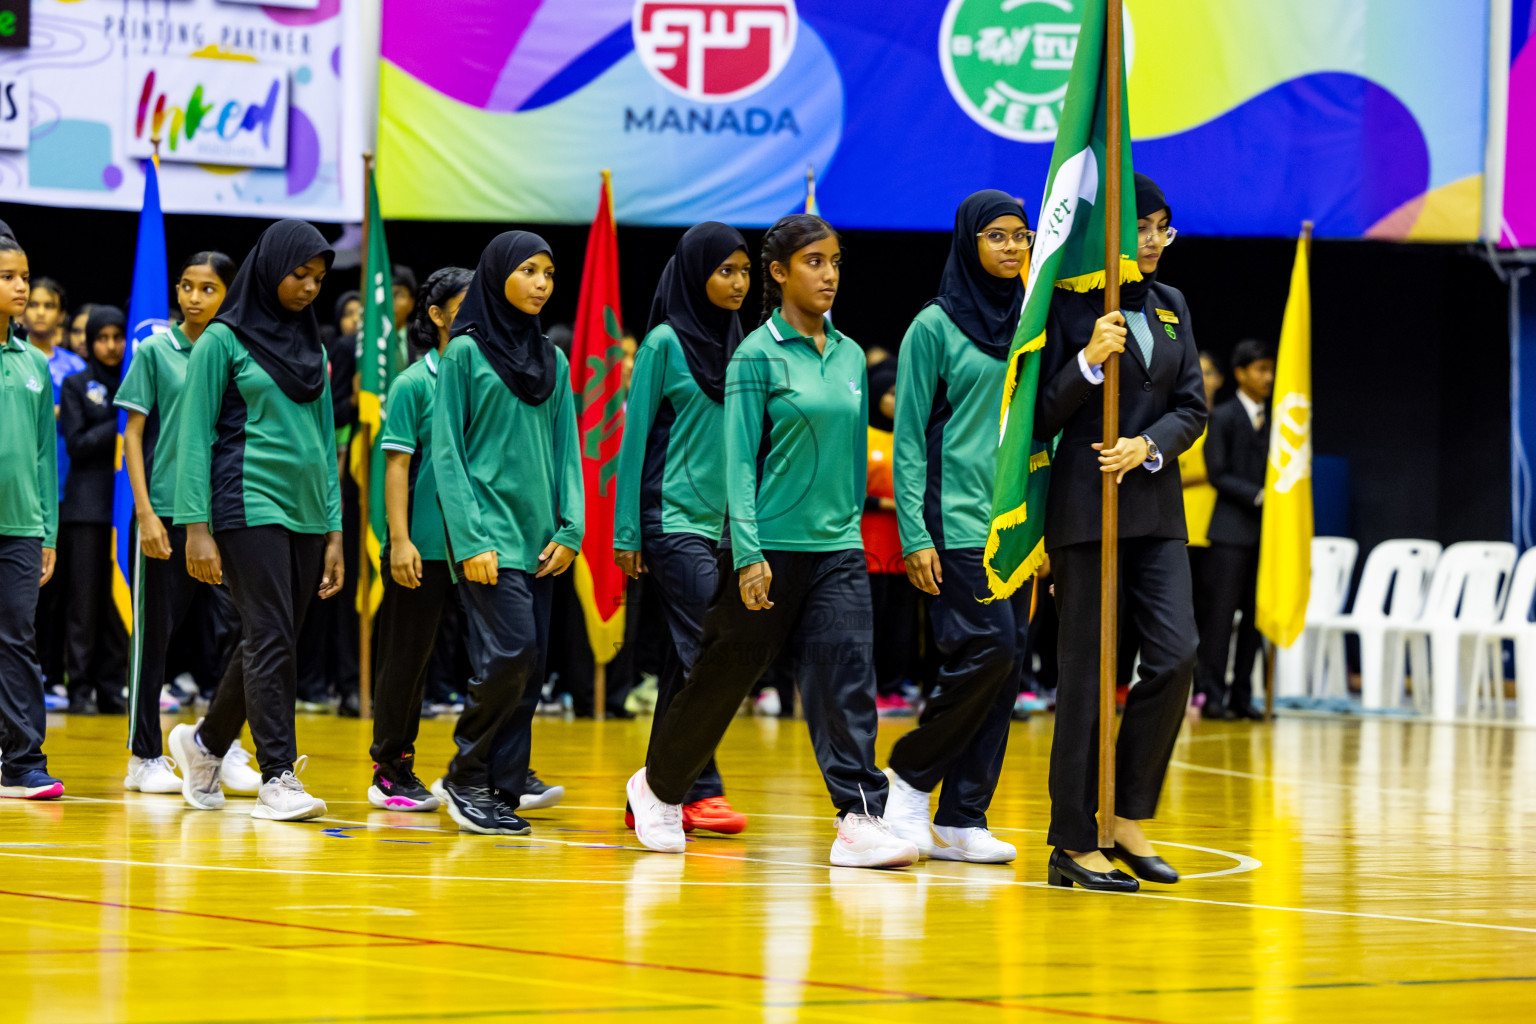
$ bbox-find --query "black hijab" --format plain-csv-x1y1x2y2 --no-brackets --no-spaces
929,190,1028,360
213,220,334,404
333,289,360,331
453,231,557,406
867,355,898,432
1120,173,1170,310
83,304,126,398
645,221,747,403
0,219,13,242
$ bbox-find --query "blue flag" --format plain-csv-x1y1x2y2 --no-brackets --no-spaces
113,158,170,629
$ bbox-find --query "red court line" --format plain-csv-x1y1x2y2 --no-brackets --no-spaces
0,887,1183,1024
0,940,424,957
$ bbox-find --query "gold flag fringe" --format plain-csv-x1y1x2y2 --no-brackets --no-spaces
1054,257,1144,294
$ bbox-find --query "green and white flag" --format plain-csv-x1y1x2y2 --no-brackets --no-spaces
354,167,395,614
984,0,1140,599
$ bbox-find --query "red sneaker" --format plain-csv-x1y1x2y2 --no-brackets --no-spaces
682,796,748,835
624,809,635,830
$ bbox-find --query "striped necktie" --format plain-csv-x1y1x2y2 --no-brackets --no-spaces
1122,309,1155,369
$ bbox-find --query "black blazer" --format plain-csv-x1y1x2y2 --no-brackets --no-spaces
1034,281,1207,551
59,370,119,525
1204,396,1268,547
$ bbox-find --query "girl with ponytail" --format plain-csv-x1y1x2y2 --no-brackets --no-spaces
626,214,918,870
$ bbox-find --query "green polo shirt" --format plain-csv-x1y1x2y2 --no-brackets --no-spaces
0,327,58,546
893,305,1009,555
114,325,197,519
378,349,446,562
173,323,342,535
614,325,726,549
431,335,583,572
724,309,866,569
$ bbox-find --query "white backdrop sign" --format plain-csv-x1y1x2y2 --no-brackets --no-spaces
0,76,27,151
0,0,363,220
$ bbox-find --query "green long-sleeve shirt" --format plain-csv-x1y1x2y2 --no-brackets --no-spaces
614,325,725,549
173,323,342,535
725,310,866,570
114,325,197,519
431,335,584,571
0,327,59,546
377,349,446,561
893,305,1009,556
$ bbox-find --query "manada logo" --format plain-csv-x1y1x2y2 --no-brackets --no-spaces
939,0,1133,142
633,0,797,103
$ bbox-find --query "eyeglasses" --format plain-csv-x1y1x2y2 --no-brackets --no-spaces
977,228,1036,251
1137,225,1177,249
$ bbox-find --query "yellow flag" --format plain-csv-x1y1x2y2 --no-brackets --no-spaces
1255,227,1314,647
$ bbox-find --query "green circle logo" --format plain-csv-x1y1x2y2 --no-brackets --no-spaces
939,0,1134,142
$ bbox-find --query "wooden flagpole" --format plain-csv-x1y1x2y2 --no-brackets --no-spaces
1097,0,1125,851
357,151,375,720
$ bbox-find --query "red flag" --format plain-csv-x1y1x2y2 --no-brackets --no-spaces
570,171,628,665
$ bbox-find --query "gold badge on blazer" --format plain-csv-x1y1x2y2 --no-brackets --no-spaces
1155,308,1180,324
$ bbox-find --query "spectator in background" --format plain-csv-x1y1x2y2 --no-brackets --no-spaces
58,306,130,715
27,280,85,700
1195,339,1273,721
1180,351,1223,715
392,265,419,364
863,353,919,715
68,304,94,358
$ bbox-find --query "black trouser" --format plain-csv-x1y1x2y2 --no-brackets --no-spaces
869,572,923,697
1195,542,1261,711
1048,538,1196,851
641,531,724,803
424,582,471,703
0,537,47,778
888,548,1028,829
128,519,240,759
446,568,553,793
646,548,888,815
370,557,453,769
59,523,128,709
34,529,64,692
198,526,326,781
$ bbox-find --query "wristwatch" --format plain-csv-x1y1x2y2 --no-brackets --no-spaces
1140,434,1160,462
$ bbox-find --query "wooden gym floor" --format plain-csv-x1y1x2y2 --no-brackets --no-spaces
2,709,1533,1023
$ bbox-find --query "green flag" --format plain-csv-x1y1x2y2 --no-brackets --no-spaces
984,0,1139,599
354,167,395,614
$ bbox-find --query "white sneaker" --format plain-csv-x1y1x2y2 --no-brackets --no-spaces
124,755,182,794
250,755,328,822
220,740,262,795
931,825,1017,863
755,687,782,717
881,769,934,859
430,777,448,805
168,721,225,810
626,768,685,853
830,812,919,869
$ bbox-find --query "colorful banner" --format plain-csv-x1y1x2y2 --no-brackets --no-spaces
0,0,360,220
1503,0,1535,247
378,0,1489,240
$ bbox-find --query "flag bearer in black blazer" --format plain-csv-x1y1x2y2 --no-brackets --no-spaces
1195,340,1274,720
1035,174,1206,892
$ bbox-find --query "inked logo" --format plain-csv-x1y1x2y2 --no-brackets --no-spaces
939,0,1134,142
633,0,797,103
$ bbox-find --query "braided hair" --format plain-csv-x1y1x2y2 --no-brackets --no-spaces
758,214,836,325
408,265,474,354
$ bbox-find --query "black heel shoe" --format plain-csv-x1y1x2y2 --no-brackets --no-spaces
1046,849,1139,892
1110,843,1179,884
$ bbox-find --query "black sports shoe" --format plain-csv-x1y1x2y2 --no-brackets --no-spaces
443,781,511,835
492,794,533,836
367,762,440,812
519,770,565,810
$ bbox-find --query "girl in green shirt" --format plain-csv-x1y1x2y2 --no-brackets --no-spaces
614,222,751,836
885,190,1036,864
627,215,917,869
117,250,256,798
170,220,344,824
432,231,583,836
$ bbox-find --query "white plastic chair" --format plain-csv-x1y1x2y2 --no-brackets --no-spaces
1309,539,1441,710
1273,537,1359,698
1470,546,1536,724
1397,542,1516,720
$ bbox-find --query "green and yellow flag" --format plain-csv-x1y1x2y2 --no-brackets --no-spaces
1255,229,1314,646
984,0,1140,598
353,167,396,614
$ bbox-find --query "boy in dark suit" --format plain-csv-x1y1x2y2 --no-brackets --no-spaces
1195,339,1274,720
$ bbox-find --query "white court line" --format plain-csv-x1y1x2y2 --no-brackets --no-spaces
1168,760,1521,808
